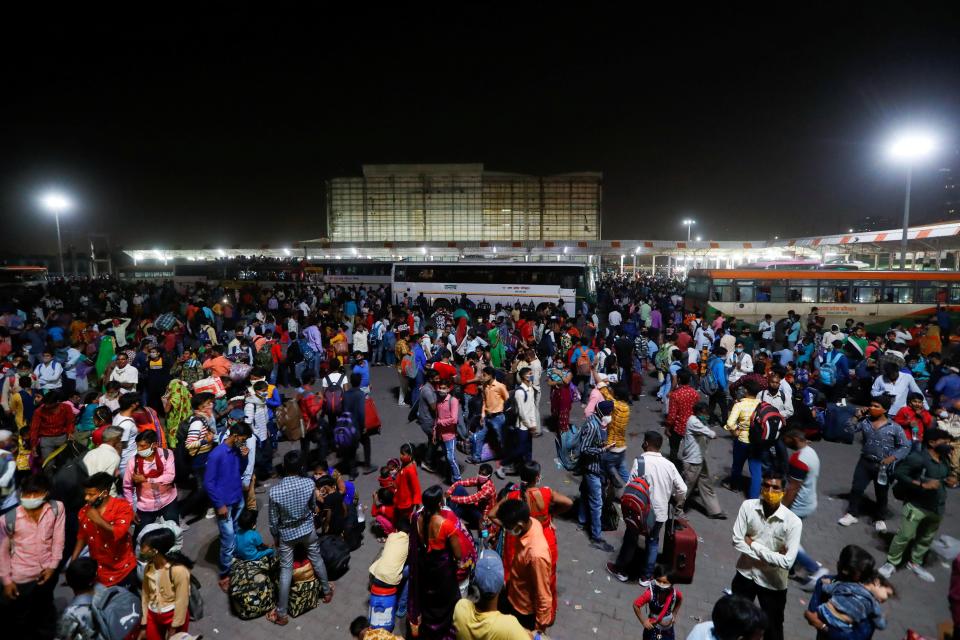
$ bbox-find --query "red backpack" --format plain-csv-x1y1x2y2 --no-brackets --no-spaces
621,457,655,534
748,402,785,456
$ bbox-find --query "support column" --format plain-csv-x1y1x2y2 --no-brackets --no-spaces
651,255,657,275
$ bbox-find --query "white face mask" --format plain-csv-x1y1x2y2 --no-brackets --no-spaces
600,415,613,426
137,448,154,458
20,496,46,510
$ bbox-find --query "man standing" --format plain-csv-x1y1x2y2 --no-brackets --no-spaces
665,369,699,462
730,473,801,640
452,549,530,640
878,428,956,582
29,391,75,461
607,431,687,585
73,472,138,588
267,451,334,626
123,430,179,533
33,350,63,393
781,429,825,590
577,400,615,552
0,474,65,639
108,351,139,394
477,367,508,464
205,422,252,591
498,499,553,634
416,369,440,473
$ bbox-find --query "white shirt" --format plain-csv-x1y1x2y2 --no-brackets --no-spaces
322,372,347,388
111,415,139,477
514,383,538,431
871,372,926,415
630,451,687,523
731,499,802,591
353,329,369,354
110,364,139,388
726,352,753,383
34,361,63,390
759,320,774,341
685,622,716,640
822,330,845,348
83,444,121,496
608,310,622,327
757,387,793,419
893,329,911,345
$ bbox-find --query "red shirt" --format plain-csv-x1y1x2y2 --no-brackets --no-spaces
460,363,479,396
666,385,699,436
78,497,137,586
432,361,457,383
29,403,76,449
893,406,933,441
676,332,692,351
394,462,422,511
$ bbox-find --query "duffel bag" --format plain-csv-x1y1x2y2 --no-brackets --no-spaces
228,556,277,620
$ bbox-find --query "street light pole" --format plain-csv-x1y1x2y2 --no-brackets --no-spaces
54,209,64,276
900,166,912,271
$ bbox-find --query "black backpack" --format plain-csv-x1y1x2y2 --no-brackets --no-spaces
748,402,785,457
318,534,350,580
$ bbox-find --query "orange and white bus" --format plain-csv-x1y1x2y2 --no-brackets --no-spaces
685,269,960,331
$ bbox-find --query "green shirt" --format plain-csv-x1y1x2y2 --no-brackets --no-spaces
894,449,950,514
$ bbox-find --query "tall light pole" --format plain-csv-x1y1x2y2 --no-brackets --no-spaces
682,218,695,242
886,131,937,270
39,191,73,276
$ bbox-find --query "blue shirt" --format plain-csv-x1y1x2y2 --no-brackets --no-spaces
48,326,65,343
234,529,275,561
352,361,370,388
935,372,960,402
204,443,246,509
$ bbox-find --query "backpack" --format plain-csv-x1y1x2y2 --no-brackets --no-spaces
622,457,656,535
575,350,592,377
254,342,274,370
402,355,419,380
276,398,304,441
323,375,345,416
44,442,89,511
298,390,324,432
601,482,620,532
333,411,357,451
554,423,584,471
748,402,785,456
90,585,142,640
819,351,842,386
166,567,205,621
699,365,719,396
154,313,176,332
318,534,351,580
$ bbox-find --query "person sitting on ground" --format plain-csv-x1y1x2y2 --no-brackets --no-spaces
234,509,275,561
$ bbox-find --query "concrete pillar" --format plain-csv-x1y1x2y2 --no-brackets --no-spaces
651,254,657,275
873,253,879,269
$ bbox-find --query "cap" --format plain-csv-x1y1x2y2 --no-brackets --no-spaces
474,549,505,596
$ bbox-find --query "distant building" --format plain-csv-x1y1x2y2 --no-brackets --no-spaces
850,215,894,233
325,163,602,242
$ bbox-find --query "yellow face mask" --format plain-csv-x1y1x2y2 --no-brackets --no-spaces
761,487,784,507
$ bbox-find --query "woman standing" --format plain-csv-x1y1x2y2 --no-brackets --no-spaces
139,527,193,640
546,359,574,433
489,461,572,621
408,485,461,640
161,379,192,447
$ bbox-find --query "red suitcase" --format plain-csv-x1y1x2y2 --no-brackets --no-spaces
630,370,643,397
364,396,382,433
662,517,698,584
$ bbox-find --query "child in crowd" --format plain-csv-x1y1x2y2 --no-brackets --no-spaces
234,509,275,561
140,527,194,640
394,443,422,523
371,487,396,532
632,564,683,640
811,575,893,634
57,557,102,640
893,391,932,450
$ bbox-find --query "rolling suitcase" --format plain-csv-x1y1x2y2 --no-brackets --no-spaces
662,516,697,584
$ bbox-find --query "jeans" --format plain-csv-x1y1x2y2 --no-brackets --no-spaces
730,440,763,499
486,413,506,450
442,439,462,482
613,520,663,580
449,485,483,532
601,450,630,489
395,565,409,618
373,340,385,365
255,438,274,479
277,530,330,616
887,501,943,566
578,473,603,541
795,545,820,574
471,422,488,460
847,456,889,519
216,502,244,577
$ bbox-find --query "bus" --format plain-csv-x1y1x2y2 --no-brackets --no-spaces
118,260,392,287
685,269,960,331
0,266,48,287
391,261,593,315
739,259,821,270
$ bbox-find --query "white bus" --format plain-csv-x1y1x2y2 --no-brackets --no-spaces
391,261,592,315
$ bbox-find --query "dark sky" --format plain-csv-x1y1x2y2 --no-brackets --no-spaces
3,4,959,254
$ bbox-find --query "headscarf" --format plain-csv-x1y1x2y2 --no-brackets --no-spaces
164,379,192,446
487,327,505,369
94,333,116,380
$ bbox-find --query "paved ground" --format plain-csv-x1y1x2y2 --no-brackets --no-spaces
84,367,958,639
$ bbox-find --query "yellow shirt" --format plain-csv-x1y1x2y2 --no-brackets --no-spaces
725,397,760,443
453,598,530,640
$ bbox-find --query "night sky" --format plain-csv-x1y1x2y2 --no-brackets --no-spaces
3,5,959,254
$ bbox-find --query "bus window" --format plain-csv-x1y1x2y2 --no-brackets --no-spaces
950,285,960,304
883,282,915,304
786,279,817,303
918,282,950,304
851,281,882,304
711,278,734,302
818,281,850,303
756,280,787,302
735,280,754,303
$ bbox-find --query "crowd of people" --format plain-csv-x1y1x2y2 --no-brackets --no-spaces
0,271,957,640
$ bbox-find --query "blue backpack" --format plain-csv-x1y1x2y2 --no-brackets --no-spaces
333,411,357,451
820,352,842,386
554,422,584,472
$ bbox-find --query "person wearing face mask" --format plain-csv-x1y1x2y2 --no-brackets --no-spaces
726,342,753,386
0,474,65,639
83,425,124,495
496,498,553,634
124,430,179,536
730,472,801,640
73,472,138,588
143,346,170,414
245,380,272,480
138,527,194,640
203,421,253,592
577,400,616,552
837,394,911,531
878,428,956,583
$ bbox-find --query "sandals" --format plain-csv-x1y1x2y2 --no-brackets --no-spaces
266,610,289,626
217,576,231,593
322,582,336,603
